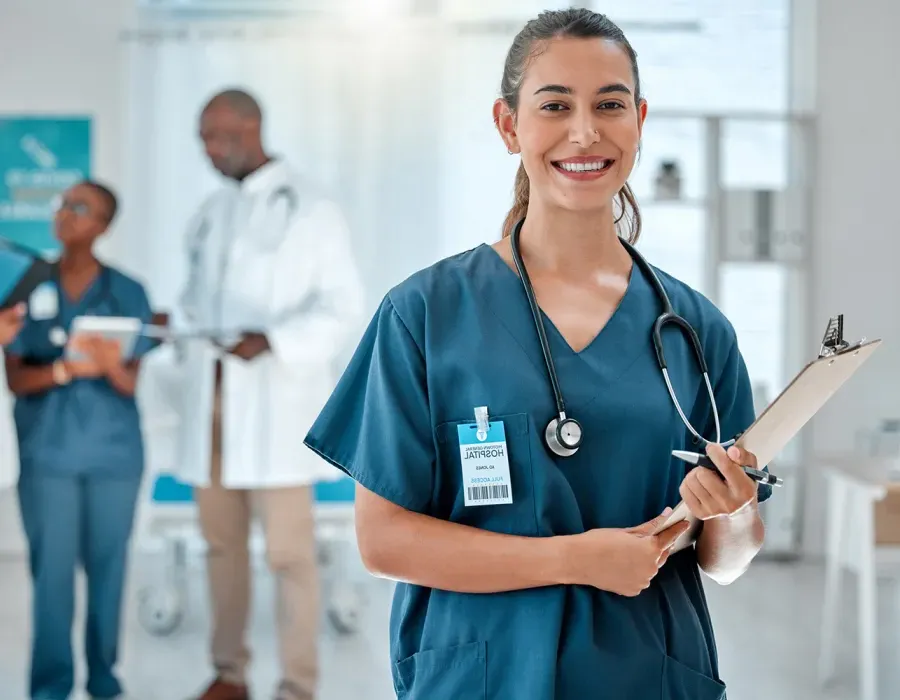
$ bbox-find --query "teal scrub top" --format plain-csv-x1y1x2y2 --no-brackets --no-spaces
304,243,772,700
7,266,156,479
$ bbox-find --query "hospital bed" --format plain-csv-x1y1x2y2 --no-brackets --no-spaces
134,351,366,638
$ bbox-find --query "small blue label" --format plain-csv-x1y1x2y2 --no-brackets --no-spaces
457,420,507,446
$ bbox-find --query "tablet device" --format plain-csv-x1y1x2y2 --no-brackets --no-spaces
66,315,142,361
0,238,55,309
653,337,883,549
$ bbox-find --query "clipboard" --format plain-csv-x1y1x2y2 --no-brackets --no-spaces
0,237,55,309
653,329,883,550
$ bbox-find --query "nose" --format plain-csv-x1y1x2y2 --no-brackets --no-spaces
569,109,601,149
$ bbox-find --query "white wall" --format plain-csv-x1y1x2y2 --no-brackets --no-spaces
802,0,900,554
0,0,133,554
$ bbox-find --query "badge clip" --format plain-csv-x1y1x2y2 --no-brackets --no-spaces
474,406,490,442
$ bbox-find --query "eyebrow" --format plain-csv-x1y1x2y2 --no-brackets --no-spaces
533,83,632,96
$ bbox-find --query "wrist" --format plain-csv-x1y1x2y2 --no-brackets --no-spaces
52,360,71,385
550,534,584,586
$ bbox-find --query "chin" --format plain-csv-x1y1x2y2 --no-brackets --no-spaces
555,189,622,215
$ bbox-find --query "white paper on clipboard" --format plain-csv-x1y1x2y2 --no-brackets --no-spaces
67,315,142,361
652,337,883,548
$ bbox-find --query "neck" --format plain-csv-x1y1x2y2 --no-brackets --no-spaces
517,201,629,276
236,151,272,181
59,247,98,275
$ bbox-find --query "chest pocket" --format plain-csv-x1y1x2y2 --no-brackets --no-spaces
433,412,538,536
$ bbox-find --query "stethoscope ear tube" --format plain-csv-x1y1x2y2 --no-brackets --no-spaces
510,219,568,419
652,312,709,375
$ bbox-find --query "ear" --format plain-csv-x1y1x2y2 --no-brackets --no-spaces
493,98,519,154
636,99,648,138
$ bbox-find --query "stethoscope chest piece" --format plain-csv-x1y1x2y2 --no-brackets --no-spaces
545,415,583,457
49,327,68,347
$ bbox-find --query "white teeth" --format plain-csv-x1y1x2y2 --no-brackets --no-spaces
558,160,610,172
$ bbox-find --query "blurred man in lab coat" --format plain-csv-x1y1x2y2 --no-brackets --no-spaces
173,89,365,700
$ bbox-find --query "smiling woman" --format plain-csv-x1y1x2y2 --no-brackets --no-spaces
304,7,770,700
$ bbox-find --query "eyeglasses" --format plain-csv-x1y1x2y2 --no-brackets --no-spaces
52,198,92,217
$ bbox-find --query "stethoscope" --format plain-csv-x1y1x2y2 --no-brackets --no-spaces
45,264,121,347
509,218,726,458
185,183,298,341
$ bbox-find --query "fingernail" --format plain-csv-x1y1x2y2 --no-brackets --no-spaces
727,446,740,460
663,507,672,516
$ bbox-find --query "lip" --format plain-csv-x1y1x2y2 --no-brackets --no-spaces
551,156,616,181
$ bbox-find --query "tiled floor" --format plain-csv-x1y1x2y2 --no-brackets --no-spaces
0,551,896,699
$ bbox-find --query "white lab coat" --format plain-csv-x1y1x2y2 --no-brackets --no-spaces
171,160,365,489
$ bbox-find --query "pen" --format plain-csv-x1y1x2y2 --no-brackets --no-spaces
671,450,784,487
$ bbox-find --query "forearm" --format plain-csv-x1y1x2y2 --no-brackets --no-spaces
358,506,574,594
696,500,766,585
105,363,139,396
6,364,57,396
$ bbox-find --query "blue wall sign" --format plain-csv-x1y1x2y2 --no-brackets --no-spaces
0,117,91,254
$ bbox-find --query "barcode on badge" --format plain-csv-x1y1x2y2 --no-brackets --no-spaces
467,484,510,501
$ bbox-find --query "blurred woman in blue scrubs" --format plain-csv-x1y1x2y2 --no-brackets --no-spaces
5,180,156,700
305,9,772,700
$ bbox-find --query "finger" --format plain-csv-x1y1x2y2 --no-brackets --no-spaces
627,507,673,535
657,547,672,568
680,482,709,520
727,445,758,470
705,443,745,487
655,520,691,550
695,467,732,511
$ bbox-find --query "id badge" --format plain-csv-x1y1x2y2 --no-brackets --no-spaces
29,281,58,321
458,418,513,507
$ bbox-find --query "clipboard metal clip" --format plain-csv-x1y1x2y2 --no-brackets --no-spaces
819,314,851,358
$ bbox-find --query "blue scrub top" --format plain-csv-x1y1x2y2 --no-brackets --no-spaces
7,266,156,479
304,243,772,700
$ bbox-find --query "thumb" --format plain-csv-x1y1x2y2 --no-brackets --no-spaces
628,507,673,536
656,519,692,551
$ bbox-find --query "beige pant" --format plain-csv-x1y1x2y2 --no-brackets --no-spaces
196,388,319,700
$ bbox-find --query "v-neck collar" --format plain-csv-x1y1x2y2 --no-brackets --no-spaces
475,242,656,409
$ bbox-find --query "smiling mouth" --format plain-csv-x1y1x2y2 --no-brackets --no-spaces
552,159,615,176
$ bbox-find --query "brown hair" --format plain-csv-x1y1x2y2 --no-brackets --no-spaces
499,8,643,243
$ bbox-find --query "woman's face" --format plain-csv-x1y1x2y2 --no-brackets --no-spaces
54,184,109,248
495,37,647,215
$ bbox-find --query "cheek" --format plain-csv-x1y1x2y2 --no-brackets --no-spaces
516,114,564,159
612,123,642,172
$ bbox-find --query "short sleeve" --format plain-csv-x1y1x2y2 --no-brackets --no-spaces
694,336,773,504
303,294,435,514
123,281,158,360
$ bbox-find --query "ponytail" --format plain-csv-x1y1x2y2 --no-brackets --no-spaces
615,182,642,244
500,164,643,244
501,162,530,239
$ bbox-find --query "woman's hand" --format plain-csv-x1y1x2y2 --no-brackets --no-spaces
680,443,759,521
0,304,25,346
68,334,123,376
566,509,691,597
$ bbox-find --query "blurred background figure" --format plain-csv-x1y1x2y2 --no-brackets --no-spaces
4,181,157,700
169,89,364,700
